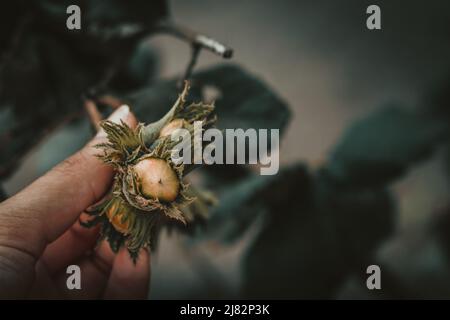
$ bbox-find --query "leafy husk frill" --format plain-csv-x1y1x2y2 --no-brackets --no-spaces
82,82,216,260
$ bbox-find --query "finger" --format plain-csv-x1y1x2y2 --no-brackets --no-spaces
103,248,150,300
28,261,60,299
0,105,137,259
40,213,100,275
55,240,116,299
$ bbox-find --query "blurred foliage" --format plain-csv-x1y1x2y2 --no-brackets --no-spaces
243,168,394,298
327,106,447,187
127,64,291,132
0,187,6,202
0,0,166,178
204,85,449,298
423,74,450,180
206,160,394,298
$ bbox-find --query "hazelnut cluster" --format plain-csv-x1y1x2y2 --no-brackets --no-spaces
83,82,216,260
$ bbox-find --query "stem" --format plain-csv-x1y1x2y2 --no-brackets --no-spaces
155,20,233,59
97,95,124,110
84,99,103,131
179,44,201,87
93,20,233,59
82,20,233,103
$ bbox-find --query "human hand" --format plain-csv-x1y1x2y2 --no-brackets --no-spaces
0,105,150,299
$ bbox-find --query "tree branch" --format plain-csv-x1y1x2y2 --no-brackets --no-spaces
155,20,233,59
96,95,124,110
82,20,233,96
84,99,103,131
180,44,201,85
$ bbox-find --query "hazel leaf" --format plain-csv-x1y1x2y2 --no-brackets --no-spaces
241,166,395,299
128,64,291,138
327,105,447,188
201,164,308,244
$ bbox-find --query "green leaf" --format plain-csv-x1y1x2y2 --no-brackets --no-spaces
203,161,394,298
191,64,291,135
202,164,308,244
129,64,291,134
422,74,450,180
327,105,447,188
241,167,395,298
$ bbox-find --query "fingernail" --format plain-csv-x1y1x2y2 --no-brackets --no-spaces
96,105,130,138
108,105,130,124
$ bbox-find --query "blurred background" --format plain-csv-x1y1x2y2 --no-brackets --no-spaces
1,0,450,299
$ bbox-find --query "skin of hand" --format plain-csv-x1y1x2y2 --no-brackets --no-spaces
0,105,151,299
